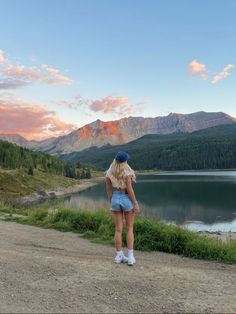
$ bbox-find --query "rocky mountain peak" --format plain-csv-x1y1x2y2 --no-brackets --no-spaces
1,111,235,155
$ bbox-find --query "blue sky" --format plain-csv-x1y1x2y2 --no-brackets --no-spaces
0,0,235,139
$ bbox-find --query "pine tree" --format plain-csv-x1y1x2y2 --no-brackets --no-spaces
28,166,34,176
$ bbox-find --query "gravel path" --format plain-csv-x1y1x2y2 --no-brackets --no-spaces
0,220,236,313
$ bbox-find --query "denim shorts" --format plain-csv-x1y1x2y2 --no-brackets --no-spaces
111,191,134,212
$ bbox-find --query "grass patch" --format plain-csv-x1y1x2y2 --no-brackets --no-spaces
0,168,80,199
2,205,236,264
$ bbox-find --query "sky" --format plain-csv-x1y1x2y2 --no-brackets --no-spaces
0,0,235,140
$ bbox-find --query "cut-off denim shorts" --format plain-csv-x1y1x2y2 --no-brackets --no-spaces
111,191,134,212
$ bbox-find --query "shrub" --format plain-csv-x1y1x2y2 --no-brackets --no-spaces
27,208,48,223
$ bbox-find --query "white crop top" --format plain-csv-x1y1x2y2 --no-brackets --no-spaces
105,169,133,189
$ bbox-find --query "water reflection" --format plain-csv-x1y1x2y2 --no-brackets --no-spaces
183,218,236,233
62,171,236,232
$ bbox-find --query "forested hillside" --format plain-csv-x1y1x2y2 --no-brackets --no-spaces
60,124,236,171
0,140,91,179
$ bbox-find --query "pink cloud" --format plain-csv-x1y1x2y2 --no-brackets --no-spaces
89,95,146,117
90,96,128,114
41,64,73,85
0,93,77,140
55,94,147,117
3,63,73,85
189,60,207,80
0,49,73,86
0,50,5,63
211,64,235,84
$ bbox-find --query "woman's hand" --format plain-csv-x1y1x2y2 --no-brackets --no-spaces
105,177,113,201
133,202,140,215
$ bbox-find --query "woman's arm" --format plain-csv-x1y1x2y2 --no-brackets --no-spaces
126,176,140,214
105,177,113,201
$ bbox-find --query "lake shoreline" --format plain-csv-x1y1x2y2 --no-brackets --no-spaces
11,171,236,241
197,231,236,243
13,176,104,207
137,168,236,175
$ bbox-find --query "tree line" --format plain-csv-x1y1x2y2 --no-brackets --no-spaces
61,124,236,171
0,140,91,179
128,136,236,170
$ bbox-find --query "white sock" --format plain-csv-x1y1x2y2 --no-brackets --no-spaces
116,250,123,256
128,249,134,257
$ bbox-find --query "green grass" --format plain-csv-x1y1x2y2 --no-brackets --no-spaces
0,168,80,200
2,205,236,264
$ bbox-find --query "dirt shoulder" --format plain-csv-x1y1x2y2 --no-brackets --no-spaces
0,220,236,313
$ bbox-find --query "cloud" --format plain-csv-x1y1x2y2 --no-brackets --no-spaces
0,49,73,86
189,60,207,80
0,50,5,63
3,63,73,85
211,64,235,84
55,94,147,117
116,100,146,116
188,60,235,85
55,94,89,110
0,93,77,140
41,64,73,85
90,96,128,114
89,95,146,117
0,78,29,90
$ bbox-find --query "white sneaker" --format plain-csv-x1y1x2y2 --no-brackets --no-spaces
128,256,136,266
114,253,128,264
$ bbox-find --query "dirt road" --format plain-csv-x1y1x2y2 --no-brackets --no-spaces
0,220,236,313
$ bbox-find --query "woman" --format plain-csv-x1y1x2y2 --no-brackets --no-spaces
105,151,140,266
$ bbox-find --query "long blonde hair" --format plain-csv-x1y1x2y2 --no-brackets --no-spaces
106,159,136,189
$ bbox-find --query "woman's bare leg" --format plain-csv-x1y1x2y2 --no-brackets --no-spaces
124,211,135,250
113,212,123,251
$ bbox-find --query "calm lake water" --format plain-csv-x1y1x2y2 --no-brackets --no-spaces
63,171,236,232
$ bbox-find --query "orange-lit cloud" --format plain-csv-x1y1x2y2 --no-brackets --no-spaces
0,93,77,140
3,63,73,85
55,94,147,117
0,49,73,86
189,60,207,80
211,64,235,84
90,96,128,114
90,95,146,116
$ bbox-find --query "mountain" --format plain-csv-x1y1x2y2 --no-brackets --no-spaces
0,111,235,155
59,123,236,170
0,133,57,150
0,134,31,148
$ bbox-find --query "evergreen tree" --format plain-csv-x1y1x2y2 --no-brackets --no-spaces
28,166,34,176
0,139,90,178
85,168,91,179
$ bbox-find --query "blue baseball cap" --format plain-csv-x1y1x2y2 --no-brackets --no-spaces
115,151,130,163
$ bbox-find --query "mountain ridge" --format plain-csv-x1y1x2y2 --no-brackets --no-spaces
59,123,236,170
0,111,235,155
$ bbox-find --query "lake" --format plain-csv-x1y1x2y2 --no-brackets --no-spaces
63,171,236,232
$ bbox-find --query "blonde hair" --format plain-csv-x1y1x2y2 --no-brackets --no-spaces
106,159,136,189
